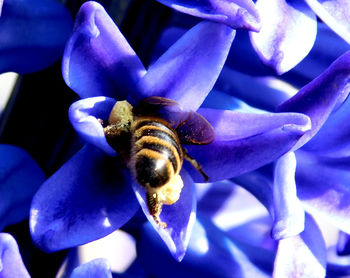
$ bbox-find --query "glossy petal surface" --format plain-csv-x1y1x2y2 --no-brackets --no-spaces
69,97,116,156
0,145,45,230
137,21,235,111
156,0,261,31
30,145,139,252
305,0,350,44
272,152,304,240
0,233,30,278
184,108,311,182
273,214,326,278
278,51,350,149
296,151,350,234
71,258,112,278
62,1,146,99
132,170,196,261
250,0,317,74
138,215,272,278
0,0,73,74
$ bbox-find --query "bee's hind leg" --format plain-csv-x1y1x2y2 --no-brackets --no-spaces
182,148,209,182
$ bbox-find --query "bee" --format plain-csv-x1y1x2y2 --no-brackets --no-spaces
103,97,214,227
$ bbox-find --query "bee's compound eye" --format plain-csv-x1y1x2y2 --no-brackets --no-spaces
135,155,170,188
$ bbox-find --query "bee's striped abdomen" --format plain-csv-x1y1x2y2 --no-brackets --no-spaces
131,117,183,188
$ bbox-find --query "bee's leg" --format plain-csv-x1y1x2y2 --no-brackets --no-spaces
146,191,167,228
182,148,209,182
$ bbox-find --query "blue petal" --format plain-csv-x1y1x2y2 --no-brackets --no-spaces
155,0,261,31
30,145,139,252
273,213,326,277
132,170,196,261
278,51,350,149
304,0,350,44
0,145,45,230
137,21,235,111
138,215,273,278
0,233,30,278
62,1,146,99
0,0,73,74
69,97,116,156
185,108,311,181
250,0,317,74
272,152,305,240
71,258,112,278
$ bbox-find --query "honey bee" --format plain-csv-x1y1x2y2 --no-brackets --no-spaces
103,97,214,227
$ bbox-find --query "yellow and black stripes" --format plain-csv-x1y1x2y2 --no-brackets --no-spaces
131,117,183,188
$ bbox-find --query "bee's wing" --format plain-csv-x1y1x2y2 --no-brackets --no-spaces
133,96,184,127
176,111,215,145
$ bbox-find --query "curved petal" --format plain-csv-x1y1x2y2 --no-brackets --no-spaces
197,108,310,141
336,231,350,256
302,91,350,157
30,145,139,252
71,258,112,278
132,170,196,261
138,215,272,278
62,1,146,99
137,21,235,111
250,0,317,74
69,97,117,156
155,0,261,31
278,51,350,149
0,0,73,74
272,152,305,240
0,145,45,230
296,151,350,234
0,233,30,278
184,109,311,182
273,213,326,278
304,0,350,44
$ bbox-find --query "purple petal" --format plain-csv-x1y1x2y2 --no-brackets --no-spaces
278,51,350,149
0,0,72,74
305,0,350,44
138,215,273,278
62,1,146,99
336,231,350,255
0,145,45,230
273,213,326,278
0,233,30,278
30,145,139,252
71,258,112,278
183,108,311,182
296,151,350,234
132,170,195,261
137,21,235,111
250,0,317,74
155,0,261,31
272,152,305,240
302,91,350,157
69,97,116,156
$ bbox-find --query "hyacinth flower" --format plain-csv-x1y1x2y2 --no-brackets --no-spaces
0,0,73,74
29,1,312,261
155,0,350,75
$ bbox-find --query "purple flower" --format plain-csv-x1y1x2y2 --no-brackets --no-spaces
29,1,311,261
0,0,73,74
225,50,350,276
